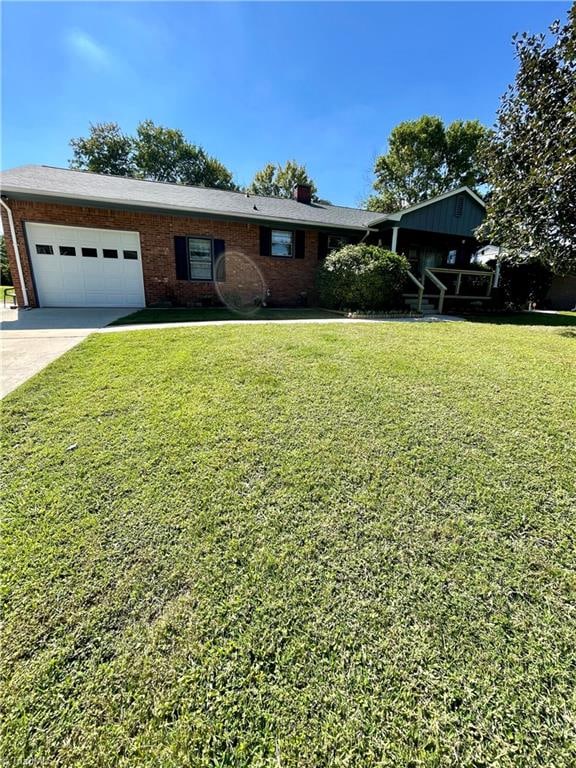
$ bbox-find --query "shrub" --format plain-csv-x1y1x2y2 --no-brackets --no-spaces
0,236,12,286
488,259,554,310
317,244,409,311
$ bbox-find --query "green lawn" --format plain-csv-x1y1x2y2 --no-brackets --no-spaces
1,284,14,301
2,321,575,767
110,307,344,325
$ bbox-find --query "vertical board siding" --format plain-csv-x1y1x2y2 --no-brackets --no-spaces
400,193,484,237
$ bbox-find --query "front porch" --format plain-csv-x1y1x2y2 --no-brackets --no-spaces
403,266,495,314
383,226,495,314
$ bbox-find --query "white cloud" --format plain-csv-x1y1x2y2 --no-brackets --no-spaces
66,30,112,70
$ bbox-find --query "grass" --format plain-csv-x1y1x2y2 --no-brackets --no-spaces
1,284,14,301
2,321,575,767
110,307,343,326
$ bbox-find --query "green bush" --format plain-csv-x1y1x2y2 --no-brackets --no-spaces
487,259,554,310
317,244,409,311
0,236,12,286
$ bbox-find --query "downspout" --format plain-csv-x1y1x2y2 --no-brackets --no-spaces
360,228,371,243
0,196,29,307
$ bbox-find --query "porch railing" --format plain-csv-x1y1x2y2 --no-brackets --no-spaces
428,268,494,298
406,271,425,312
424,269,447,314
403,267,496,314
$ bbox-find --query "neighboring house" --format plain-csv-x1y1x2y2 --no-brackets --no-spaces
0,165,490,311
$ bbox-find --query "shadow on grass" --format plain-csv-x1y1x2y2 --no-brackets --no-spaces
465,312,576,328
109,307,344,326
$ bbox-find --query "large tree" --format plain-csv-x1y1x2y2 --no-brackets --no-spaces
477,7,576,274
366,116,488,212
70,122,135,177
70,120,237,190
248,160,319,201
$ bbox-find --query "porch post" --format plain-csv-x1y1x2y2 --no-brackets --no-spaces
494,259,501,288
391,227,399,253
455,272,462,295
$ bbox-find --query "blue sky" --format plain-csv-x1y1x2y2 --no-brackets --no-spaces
2,1,569,207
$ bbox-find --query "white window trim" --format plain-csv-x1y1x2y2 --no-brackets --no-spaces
187,236,214,281
271,229,294,259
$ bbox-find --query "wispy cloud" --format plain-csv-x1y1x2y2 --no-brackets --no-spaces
66,30,112,70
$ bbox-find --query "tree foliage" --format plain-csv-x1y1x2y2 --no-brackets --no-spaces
317,244,409,311
248,160,319,201
70,121,237,190
478,7,576,274
70,123,135,177
366,116,489,212
0,235,12,286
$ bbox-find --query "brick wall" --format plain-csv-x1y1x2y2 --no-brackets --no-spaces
0,200,321,308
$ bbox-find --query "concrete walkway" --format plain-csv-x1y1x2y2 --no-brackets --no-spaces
1,308,130,398
100,314,464,334
0,308,465,398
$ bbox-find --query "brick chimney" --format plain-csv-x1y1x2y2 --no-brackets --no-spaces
293,183,312,204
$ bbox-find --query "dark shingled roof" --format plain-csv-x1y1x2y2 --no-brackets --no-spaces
0,165,383,231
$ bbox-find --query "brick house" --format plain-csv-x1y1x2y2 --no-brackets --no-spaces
0,165,490,311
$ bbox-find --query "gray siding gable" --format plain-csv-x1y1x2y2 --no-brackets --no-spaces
399,192,485,237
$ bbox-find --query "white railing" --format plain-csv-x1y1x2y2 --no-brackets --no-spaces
424,268,447,314
406,271,425,312
429,268,494,298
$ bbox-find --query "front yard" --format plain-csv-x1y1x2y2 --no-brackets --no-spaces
1,320,575,767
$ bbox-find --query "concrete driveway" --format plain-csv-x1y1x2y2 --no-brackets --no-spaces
0,308,130,398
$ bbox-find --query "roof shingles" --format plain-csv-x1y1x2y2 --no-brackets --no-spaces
0,165,380,231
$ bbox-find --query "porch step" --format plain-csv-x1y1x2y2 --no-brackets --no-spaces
405,297,438,314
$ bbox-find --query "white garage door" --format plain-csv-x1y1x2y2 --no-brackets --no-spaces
26,223,145,307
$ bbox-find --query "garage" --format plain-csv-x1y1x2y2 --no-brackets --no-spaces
26,223,145,307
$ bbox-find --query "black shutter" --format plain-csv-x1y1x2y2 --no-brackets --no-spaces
174,236,189,280
295,230,305,259
214,239,226,281
318,232,328,260
260,226,272,257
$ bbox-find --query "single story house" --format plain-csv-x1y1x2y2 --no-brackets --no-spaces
0,165,491,311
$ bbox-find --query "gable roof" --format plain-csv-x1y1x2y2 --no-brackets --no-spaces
372,186,486,225
0,165,379,232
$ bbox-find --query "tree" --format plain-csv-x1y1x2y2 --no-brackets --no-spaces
69,120,237,190
0,235,12,286
70,122,135,177
248,160,319,201
133,120,236,189
366,116,488,212
477,7,576,274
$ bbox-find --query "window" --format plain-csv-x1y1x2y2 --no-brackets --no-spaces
271,230,293,258
81,247,98,258
327,235,348,253
36,244,53,254
123,250,138,260
188,238,213,280
103,249,118,259
447,250,457,265
59,246,76,256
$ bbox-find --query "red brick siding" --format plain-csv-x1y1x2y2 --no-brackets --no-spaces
1,200,321,308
